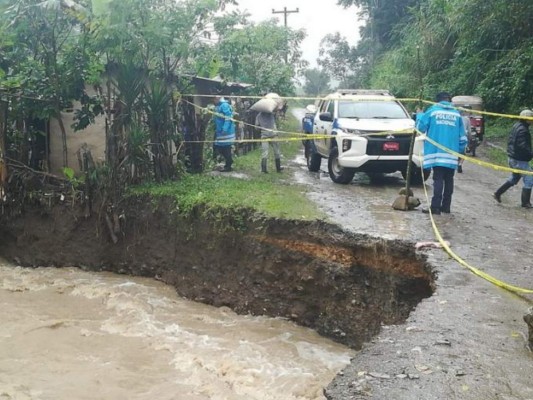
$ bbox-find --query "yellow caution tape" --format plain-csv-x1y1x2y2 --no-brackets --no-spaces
182,93,421,103
186,93,533,295
186,97,533,155
419,158,533,296
184,136,327,144
420,100,533,121
182,98,418,143
183,132,419,145
421,133,533,176
182,98,307,138
182,94,533,121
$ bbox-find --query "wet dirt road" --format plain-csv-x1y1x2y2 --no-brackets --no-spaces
290,109,533,400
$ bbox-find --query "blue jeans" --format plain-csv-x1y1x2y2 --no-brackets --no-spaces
431,166,455,212
507,158,533,189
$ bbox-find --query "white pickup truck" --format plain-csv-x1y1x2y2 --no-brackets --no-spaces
306,89,428,184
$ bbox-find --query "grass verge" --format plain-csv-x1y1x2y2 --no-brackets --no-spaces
483,117,510,167
484,118,510,141
131,114,324,220
486,146,507,167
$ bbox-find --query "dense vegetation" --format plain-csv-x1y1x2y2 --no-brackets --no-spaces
1,0,530,216
320,0,533,113
0,0,306,190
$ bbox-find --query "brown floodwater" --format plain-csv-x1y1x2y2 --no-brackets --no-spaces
0,260,353,400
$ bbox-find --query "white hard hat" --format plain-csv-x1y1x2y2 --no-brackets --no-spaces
519,109,533,118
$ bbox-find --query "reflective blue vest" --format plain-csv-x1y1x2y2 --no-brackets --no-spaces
417,101,467,170
214,100,235,147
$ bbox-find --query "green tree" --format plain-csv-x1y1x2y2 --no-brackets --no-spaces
1,0,311,189
328,0,532,112
318,32,369,89
90,0,231,182
302,68,331,96
216,20,308,95
1,0,95,168
319,0,418,90
337,0,421,49
443,0,533,110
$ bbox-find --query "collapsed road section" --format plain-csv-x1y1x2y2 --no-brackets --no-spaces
0,195,435,349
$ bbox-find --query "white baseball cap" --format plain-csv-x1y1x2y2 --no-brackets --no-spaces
519,109,533,118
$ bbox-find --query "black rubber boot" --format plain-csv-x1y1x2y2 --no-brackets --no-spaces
261,158,268,173
275,158,283,173
422,207,441,215
494,181,513,203
521,188,532,208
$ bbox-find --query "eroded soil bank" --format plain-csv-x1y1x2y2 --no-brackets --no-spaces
0,195,434,349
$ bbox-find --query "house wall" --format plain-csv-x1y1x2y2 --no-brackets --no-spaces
48,78,250,176
49,87,106,175
49,110,106,176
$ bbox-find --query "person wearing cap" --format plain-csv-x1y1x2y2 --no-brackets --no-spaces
493,109,533,208
416,92,467,215
213,96,236,172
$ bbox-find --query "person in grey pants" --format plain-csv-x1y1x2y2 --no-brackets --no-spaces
256,111,283,173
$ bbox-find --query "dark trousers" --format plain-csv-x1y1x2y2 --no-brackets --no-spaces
431,166,455,212
214,145,233,169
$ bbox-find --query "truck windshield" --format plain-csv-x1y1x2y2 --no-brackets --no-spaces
338,101,409,119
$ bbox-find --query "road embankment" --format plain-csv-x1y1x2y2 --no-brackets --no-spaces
0,195,434,349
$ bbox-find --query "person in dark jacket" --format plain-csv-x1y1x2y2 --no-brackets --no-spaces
493,109,533,207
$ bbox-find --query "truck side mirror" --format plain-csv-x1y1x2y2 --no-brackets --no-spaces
319,112,333,122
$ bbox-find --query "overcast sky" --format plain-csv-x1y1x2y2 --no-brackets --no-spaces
228,0,363,67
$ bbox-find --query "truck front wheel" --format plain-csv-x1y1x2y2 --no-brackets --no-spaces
328,147,355,184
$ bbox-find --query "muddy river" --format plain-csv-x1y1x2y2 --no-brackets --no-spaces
0,261,353,400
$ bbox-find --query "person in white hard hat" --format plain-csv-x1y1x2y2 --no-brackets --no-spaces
493,109,533,207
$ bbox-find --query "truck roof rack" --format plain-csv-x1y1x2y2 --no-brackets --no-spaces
335,89,392,96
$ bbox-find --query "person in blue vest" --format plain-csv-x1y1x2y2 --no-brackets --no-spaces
213,96,236,172
417,92,467,215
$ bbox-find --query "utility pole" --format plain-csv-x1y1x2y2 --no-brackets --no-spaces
272,7,299,63
272,6,299,28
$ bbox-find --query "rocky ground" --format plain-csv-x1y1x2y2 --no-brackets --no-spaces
288,109,533,399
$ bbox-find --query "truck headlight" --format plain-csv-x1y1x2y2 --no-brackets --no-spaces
342,139,351,152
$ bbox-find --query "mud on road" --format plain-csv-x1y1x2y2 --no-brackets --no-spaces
287,137,533,399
